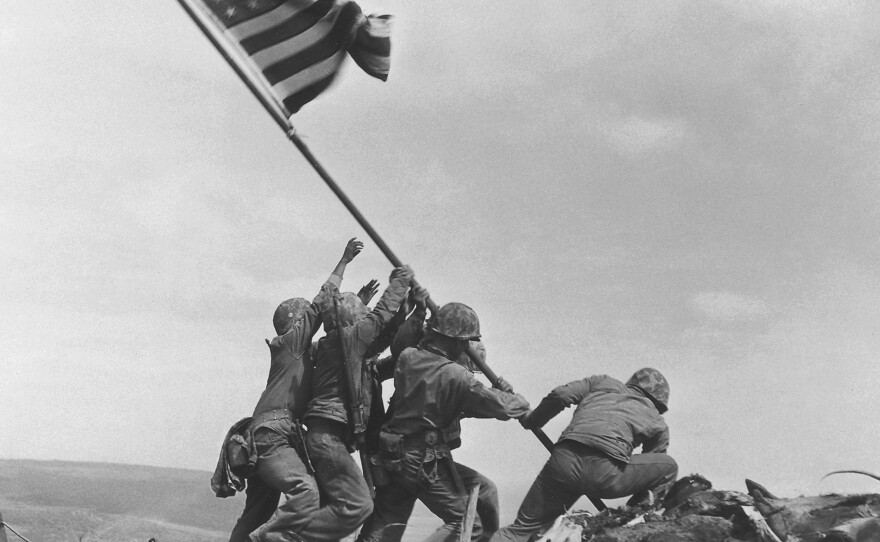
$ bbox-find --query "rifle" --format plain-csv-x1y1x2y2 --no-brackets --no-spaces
332,296,375,495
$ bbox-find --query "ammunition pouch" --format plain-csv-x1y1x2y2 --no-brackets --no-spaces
440,422,461,450
374,432,404,472
369,454,392,487
413,430,455,490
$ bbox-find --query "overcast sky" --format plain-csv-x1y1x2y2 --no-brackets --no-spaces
3,0,880,522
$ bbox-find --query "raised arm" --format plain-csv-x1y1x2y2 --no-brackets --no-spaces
355,265,413,344
390,285,429,359
331,237,363,281
313,237,365,324
284,238,364,351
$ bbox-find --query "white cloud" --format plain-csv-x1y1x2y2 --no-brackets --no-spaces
601,115,687,156
692,291,772,321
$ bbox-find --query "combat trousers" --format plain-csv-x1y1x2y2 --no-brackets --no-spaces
490,440,677,542
230,419,319,542
357,447,499,542
301,418,374,541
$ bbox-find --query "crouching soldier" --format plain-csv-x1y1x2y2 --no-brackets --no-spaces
298,263,416,541
491,368,678,542
357,303,530,542
229,238,363,542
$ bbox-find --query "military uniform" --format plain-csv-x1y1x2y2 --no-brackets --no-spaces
231,276,340,542
357,345,530,542
299,270,412,541
490,374,678,542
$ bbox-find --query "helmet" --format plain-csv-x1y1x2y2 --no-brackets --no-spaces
321,292,368,331
273,298,311,335
626,368,670,413
429,302,480,340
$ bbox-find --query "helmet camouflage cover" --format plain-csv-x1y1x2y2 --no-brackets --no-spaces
429,302,481,340
273,297,311,336
626,367,670,414
319,292,368,331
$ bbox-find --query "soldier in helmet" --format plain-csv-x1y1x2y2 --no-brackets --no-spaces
232,238,364,542
357,302,531,542
490,368,678,542
297,259,416,541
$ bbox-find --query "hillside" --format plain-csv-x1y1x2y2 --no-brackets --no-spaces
0,459,439,542
0,459,240,542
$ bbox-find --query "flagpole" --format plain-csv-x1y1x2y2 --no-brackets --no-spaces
175,0,290,133
176,1,605,511
176,0,406,265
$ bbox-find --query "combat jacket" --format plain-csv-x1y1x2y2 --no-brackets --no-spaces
251,274,339,421
304,272,411,429
382,346,530,448
524,374,669,464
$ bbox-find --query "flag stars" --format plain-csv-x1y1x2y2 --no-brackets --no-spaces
225,6,237,18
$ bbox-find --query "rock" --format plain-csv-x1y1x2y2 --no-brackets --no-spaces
746,479,880,541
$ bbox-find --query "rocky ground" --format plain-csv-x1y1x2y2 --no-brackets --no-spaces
538,476,880,542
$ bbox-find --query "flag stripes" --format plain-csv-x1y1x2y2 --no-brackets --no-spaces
238,0,337,52
196,0,390,115
261,4,359,84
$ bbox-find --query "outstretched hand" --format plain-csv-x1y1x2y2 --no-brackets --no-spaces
357,279,380,305
342,237,364,263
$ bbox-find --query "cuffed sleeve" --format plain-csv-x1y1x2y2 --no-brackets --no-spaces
525,378,593,429
460,372,531,420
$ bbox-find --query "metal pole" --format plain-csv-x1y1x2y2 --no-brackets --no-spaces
176,0,290,133
176,0,406,267
0,511,10,542
175,0,608,512
462,348,608,512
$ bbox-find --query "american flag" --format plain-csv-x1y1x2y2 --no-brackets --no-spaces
196,0,391,115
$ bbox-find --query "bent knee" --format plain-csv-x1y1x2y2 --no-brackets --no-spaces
662,456,679,477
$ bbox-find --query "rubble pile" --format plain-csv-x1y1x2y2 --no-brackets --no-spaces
537,475,880,542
